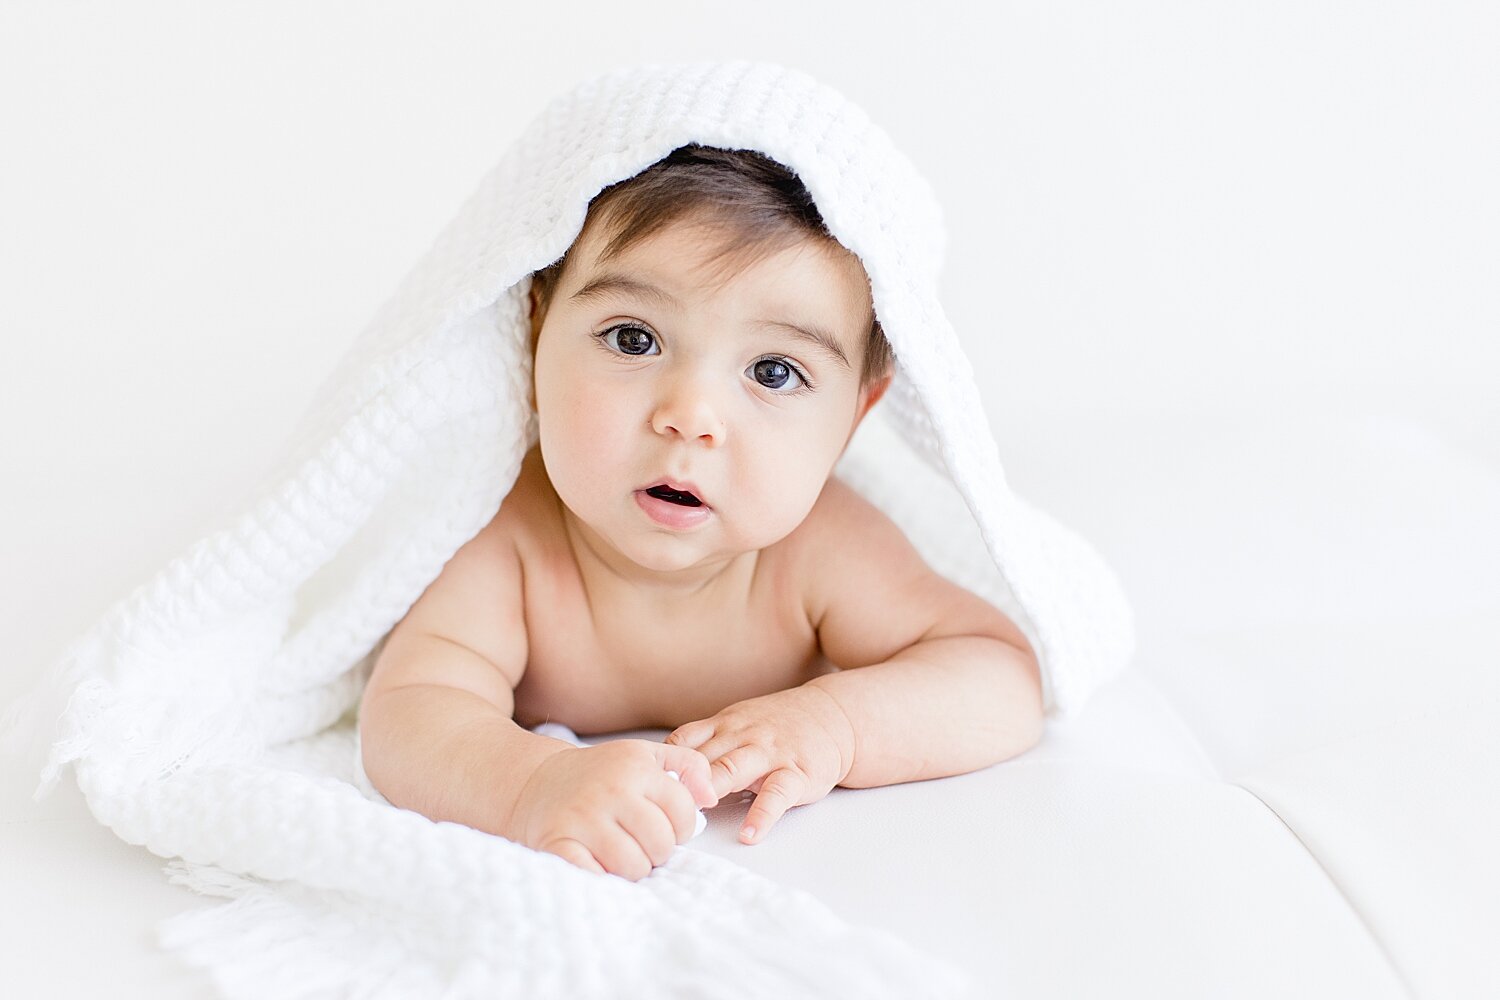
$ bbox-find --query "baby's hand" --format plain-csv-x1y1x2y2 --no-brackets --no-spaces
665,684,855,846
507,739,716,881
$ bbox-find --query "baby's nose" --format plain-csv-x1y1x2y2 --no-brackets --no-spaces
651,381,725,445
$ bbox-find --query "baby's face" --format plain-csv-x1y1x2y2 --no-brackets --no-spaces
531,215,888,578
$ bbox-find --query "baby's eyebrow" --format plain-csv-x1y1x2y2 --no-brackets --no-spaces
752,319,852,373
569,271,853,373
570,273,681,313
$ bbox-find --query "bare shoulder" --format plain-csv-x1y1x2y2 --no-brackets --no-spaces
366,449,546,699
790,474,1032,670
786,473,926,582
783,474,900,571
786,474,927,632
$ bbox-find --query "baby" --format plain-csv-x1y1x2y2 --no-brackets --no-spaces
357,144,1043,881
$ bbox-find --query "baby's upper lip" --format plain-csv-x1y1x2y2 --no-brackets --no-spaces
638,477,710,507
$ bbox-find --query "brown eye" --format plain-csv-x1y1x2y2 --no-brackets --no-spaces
753,359,789,388
751,357,806,391
600,324,658,356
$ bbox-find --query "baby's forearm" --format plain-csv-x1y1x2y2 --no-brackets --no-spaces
805,635,1043,789
359,683,573,838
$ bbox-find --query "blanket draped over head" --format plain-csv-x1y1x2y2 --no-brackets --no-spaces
2,60,1133,998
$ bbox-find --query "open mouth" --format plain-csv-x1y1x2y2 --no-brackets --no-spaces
644,485,703,507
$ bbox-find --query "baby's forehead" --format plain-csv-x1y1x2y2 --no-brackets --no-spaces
564,214,871,313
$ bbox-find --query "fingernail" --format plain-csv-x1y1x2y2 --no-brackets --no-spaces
741,826,756,841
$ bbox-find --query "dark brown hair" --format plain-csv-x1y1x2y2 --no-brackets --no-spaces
529,144,895,388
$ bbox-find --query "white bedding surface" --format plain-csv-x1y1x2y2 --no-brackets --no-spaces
4,405,1497,998
584,674,1409,1000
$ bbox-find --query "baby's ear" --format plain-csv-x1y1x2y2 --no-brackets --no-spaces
527,283,542,329
526,285,546,356
840,374,893,456
856,372,894,421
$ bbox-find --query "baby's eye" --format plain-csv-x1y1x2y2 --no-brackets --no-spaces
599,323,659,356
748,357,808,392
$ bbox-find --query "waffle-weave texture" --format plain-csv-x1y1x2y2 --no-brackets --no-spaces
4,58,1133,998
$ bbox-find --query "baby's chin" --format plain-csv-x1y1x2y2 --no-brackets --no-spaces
612,519,743,566
598,517,793,578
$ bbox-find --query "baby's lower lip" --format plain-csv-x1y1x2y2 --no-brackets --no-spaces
634,490,713,530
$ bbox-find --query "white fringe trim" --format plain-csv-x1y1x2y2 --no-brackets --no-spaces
158,858,980,1000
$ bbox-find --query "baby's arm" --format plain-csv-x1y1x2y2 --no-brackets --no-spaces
668,479,1042,844
358,512,715,880
799,480,1044,789
357,513,572,837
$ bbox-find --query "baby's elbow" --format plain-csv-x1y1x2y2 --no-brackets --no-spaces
1000,644,1046,759
1006,698,1045,762
1014,694,1046,758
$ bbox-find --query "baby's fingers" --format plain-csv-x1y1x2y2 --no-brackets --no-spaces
741,767,805,845
540,837,606,875
656,741,718,809
708,744,771,801
665,719,714,751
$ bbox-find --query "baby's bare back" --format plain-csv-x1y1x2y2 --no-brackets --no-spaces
504,444,837,735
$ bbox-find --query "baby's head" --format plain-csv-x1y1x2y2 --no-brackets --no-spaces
526,144,895,578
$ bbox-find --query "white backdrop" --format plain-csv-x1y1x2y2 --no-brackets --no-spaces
3,0,1497,717
1,4,1497,996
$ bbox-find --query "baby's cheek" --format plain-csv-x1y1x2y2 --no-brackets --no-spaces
741,443,834,544
572,386,640,463
542,376,628,462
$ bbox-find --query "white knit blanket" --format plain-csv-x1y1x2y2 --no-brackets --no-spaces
2,60,1133,998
